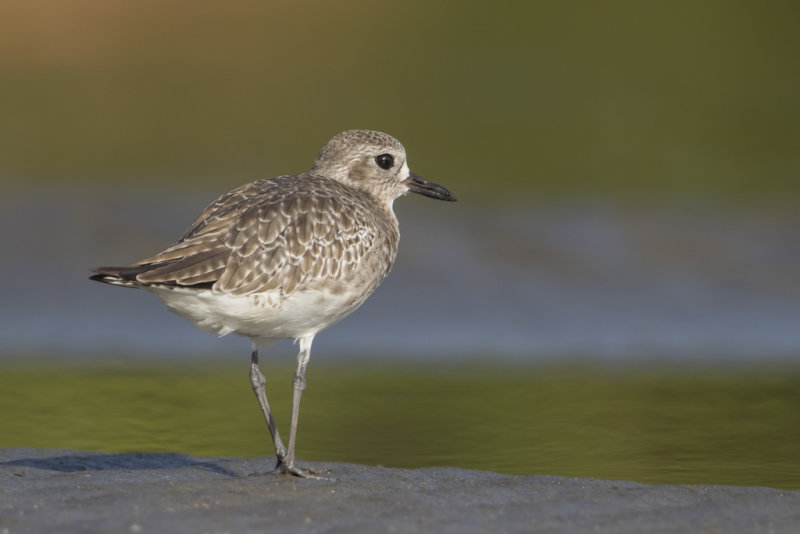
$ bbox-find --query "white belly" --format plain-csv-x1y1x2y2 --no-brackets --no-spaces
147,285,368,345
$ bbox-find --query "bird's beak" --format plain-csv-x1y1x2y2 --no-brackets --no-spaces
404,172,457,202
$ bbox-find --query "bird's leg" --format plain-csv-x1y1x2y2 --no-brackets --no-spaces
275,333,326,479
249,340,287,465
285,335,310,468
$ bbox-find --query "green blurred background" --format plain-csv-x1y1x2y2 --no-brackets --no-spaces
2,0,798,199
1,1,799,489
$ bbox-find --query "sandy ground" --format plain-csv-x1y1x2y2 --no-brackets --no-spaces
1,449,798,534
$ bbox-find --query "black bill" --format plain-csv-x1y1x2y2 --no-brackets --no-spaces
404,172,457,202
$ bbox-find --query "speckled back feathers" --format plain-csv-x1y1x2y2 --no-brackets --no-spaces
94,173,399,300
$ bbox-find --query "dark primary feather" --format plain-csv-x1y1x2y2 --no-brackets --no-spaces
91,174,399,298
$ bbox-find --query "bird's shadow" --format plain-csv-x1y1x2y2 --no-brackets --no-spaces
0,452,240,478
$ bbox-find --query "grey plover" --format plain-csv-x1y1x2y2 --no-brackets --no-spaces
90,129,456,478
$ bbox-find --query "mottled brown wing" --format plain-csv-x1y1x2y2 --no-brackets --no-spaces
216,194,375,295
133,176,378,297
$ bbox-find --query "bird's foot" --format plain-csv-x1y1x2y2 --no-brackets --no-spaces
274,460,331,480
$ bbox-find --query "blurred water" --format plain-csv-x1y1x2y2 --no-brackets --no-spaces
2,187,800,362
2,364,798,488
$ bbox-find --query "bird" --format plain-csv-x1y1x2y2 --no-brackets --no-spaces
90,129,456,478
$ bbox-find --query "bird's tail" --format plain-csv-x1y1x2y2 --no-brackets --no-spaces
89,265,150,288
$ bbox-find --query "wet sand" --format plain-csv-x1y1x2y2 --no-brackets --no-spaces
1,449,798,533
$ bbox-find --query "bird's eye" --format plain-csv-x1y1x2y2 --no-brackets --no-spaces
375,154,394,170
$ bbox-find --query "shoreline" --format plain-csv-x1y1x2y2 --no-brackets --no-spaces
1,448,798,533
